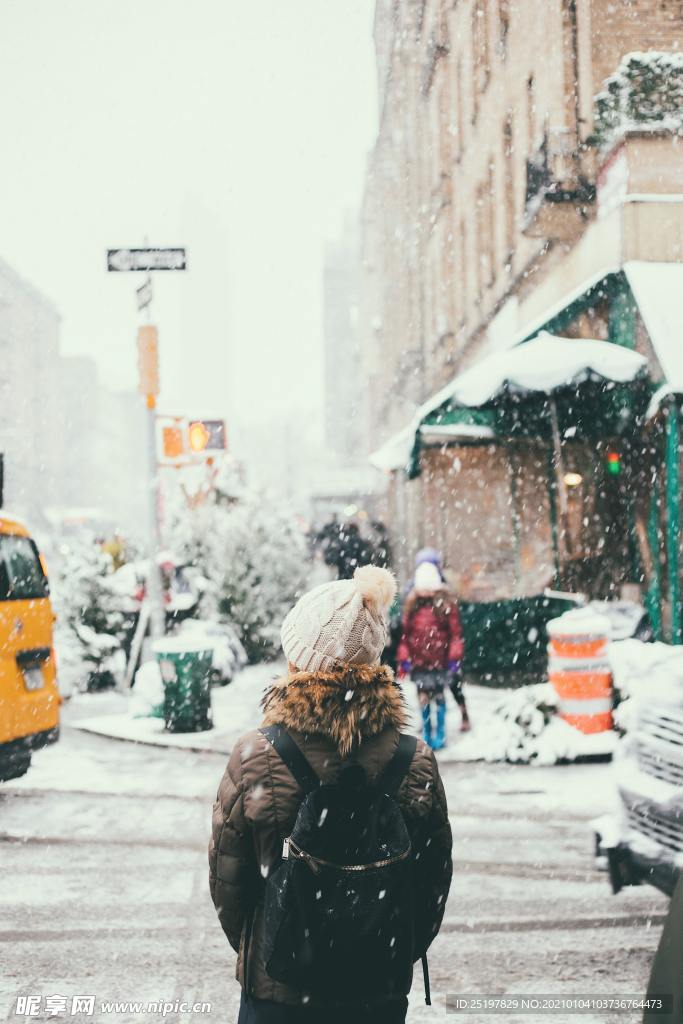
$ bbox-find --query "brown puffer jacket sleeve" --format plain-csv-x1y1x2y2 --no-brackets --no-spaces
208,737,259,951
405,746,453,957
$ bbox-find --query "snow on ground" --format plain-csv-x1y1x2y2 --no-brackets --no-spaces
69,662,475,755
70,661,284,754
445,684,618,766
8,657,655,1024
440,636,683,766
5,705,648,1024
67,663,620,769
48,660,627,827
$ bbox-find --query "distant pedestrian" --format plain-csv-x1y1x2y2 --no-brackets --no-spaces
315,516,343,569
397,561,469,749
401,547,446,599
403,550,468,713
209,565,452,1024
369,519,393,570
415,547,444,572
334,521,373,579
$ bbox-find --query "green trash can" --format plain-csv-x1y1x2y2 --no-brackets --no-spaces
152,638,213,733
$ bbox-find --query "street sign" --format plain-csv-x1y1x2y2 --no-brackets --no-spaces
136,277,153,310
137,325,159,397
107,248,187,272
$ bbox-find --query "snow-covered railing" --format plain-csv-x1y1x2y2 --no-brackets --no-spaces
593,51,683,149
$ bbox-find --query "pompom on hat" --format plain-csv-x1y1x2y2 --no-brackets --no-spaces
414,560,443,593
281,565,397,673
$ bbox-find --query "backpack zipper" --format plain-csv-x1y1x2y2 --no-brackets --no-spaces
287,837,411,874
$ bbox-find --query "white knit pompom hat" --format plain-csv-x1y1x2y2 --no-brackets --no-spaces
414,561,443,593
281,565,397,672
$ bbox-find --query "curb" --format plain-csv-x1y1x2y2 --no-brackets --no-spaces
70,718,233,757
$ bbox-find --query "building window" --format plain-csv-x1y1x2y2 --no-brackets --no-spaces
454,57,464,160
432,258,440,352
475,185,487,299
526,74,536,151
660,0,683,18
438,65,453,175
503,115,515,262
498,0,510,59
458,216,468,325
475,168,495,298
442,228,455,336
471,0,490,123
486,161,496,287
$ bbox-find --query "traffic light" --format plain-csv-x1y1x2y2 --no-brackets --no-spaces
606,450,622,475
188,419,227,453
188,421,211,453
162,424,185,460
157,416,228,463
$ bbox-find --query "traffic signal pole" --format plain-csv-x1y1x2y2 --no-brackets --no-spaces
145,393,165,639
107,245,187,642
107,243,187,638
137,312,164,640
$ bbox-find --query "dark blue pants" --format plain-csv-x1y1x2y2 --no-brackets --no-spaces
237,992,408,1024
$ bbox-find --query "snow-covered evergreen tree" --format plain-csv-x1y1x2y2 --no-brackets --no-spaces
54,538,121,636
170,487,308,662
52,536,127,691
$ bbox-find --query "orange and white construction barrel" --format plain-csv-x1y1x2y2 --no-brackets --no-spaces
547,610,613,735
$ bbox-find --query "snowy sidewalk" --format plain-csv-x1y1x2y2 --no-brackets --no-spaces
70,662,284,755
70,665,504,759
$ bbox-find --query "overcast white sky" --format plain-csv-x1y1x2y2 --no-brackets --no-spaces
0,0,377,443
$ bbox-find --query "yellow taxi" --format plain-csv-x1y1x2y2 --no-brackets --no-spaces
0,512,60,781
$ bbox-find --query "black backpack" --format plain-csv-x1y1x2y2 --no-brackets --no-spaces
259,726,431,1005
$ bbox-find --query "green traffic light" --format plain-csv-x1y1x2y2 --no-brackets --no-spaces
606,453,621,475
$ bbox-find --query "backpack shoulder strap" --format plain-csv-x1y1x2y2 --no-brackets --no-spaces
259,725,320,794
377,733,418,796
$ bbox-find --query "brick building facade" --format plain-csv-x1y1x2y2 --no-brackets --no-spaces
361,0,683,615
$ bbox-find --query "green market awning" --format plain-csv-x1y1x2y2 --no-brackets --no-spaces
369,332,649,475
369,408,496,472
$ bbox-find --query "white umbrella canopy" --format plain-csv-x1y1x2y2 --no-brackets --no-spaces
450,331,648,408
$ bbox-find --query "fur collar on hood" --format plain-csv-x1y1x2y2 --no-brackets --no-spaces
261,663,407,757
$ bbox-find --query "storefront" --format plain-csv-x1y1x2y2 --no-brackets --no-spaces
371,262,683,665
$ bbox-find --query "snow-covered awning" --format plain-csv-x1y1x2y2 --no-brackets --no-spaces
368,424,416,471
439,331,647,406
369,412,497,471
369,332,648,473
420,423,496,444
625,261,683,414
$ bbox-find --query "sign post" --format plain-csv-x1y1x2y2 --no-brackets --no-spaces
107,245,187,640
136,323,164,639
136,276,153,311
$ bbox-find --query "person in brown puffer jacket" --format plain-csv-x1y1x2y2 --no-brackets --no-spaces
209,566,453,1024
